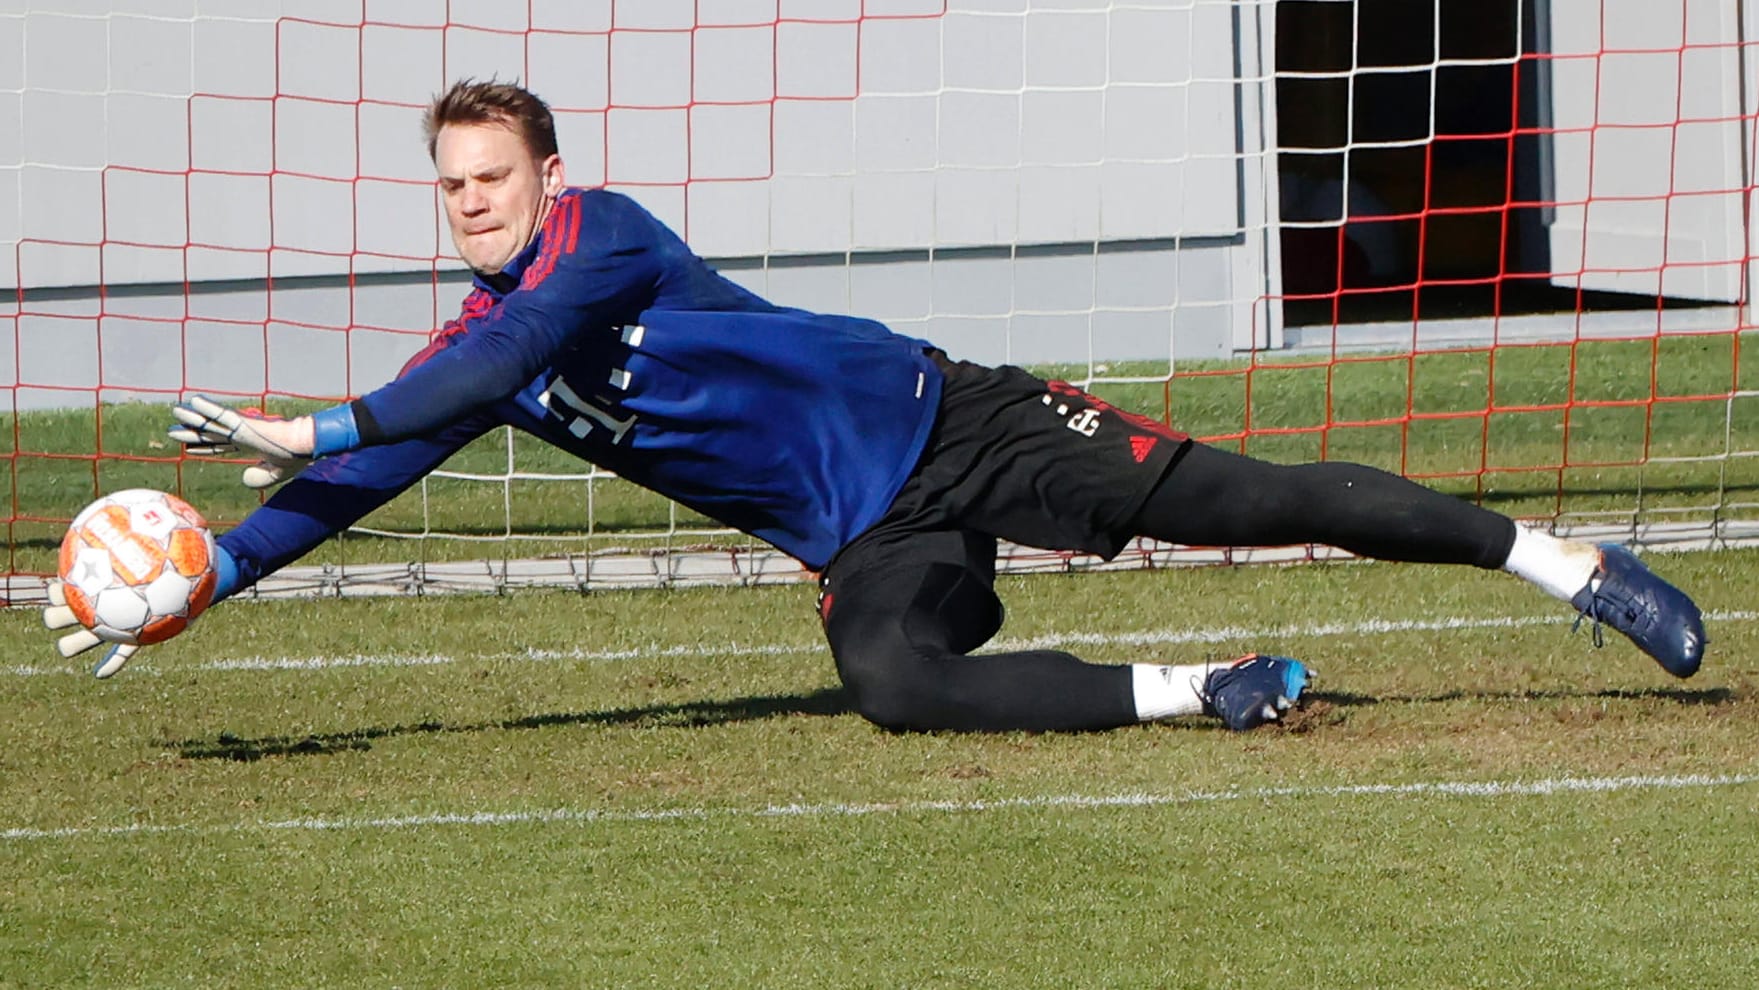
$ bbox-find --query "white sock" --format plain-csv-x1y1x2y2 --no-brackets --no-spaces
1502,524,1601,603
1131,662,1225,721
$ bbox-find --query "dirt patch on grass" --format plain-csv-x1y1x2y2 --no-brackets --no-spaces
1280,698,1343,734
941,763,995,780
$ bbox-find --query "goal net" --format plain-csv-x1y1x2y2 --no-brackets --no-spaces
4,0,1755,601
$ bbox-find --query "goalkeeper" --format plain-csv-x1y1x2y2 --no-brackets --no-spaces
52,79,1707,732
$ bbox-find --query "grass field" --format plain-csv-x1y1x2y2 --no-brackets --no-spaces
5,331,1758,986
4,548,1758,988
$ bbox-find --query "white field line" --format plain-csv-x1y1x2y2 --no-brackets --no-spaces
6,772,1756,843
8,608,1759,678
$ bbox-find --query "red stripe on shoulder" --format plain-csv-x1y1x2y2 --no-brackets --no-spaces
540,197,578,282
520,194,580,291
564,193,582,253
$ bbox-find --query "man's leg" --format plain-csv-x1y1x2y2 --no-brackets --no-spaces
820,527,1308,732
1128,441,1520,566
820,528,1139,732
1126,442,1705,676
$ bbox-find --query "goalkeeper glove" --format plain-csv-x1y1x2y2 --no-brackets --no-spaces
42,580,142,678
170,395,316,489
45,545,240,679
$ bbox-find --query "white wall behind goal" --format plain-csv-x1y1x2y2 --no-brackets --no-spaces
0,1,1281,410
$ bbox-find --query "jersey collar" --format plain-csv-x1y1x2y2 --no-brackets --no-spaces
470,188,575,296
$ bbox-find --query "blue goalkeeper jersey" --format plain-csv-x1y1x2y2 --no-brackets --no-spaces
218,188,943,584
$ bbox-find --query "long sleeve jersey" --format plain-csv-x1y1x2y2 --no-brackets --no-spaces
218,188,944,587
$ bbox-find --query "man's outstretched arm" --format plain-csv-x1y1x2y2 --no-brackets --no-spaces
55,414,495,678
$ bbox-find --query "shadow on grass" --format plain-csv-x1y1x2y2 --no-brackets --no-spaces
168,683,1738,761
166,686,854,762
1310,685,1737,708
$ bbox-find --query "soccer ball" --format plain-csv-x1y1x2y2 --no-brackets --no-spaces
58,488,219,645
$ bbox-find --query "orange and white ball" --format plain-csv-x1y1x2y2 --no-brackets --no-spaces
58,489,218,645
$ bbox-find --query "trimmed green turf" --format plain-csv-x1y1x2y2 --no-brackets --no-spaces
3,549,1757,987
5,333,1758,985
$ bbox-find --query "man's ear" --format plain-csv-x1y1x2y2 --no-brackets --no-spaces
540,153,565,196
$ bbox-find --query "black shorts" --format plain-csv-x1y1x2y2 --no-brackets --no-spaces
840,351,1192,564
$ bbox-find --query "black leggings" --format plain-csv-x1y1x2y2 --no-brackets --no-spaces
1132,442,1516,568
819,442,1517,733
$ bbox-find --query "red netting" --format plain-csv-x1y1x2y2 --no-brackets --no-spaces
5,2,1754,596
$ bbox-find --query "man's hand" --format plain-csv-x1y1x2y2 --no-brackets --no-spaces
170,395,316,489
42,581,142,678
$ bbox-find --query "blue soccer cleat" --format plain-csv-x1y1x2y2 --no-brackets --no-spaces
1202,654,1312,731
1570,543,1706,678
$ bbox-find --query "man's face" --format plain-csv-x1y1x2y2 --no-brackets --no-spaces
434,121,564,275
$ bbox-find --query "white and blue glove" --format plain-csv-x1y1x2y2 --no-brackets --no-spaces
42,581,142,678
169,395,318,489
44,546,241,678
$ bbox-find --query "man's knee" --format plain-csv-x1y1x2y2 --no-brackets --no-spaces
830,615,999,732
847,676,938,733
828,622,935,731
821,558,1005,731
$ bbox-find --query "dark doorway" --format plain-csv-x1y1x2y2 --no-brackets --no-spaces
1274,0,1684,326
